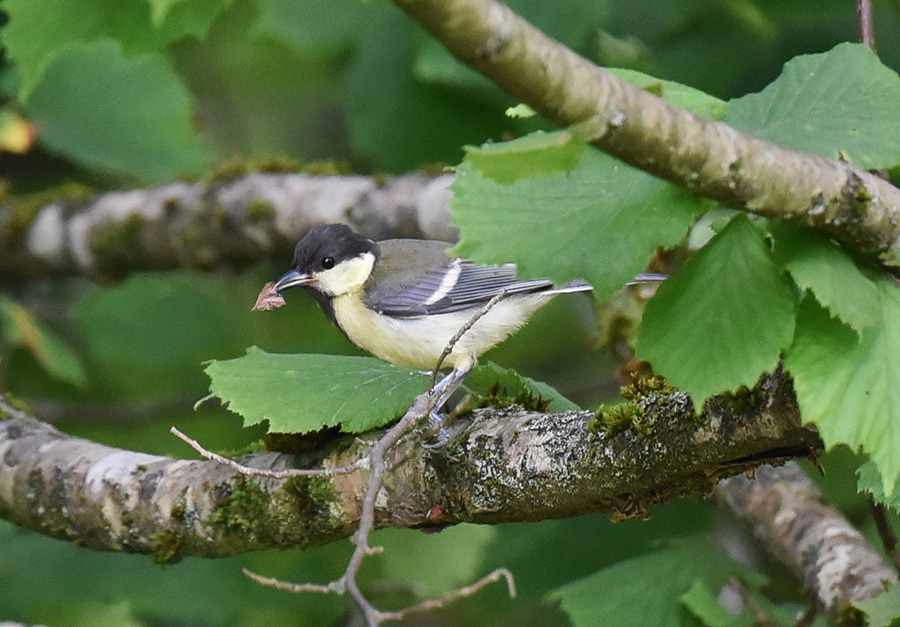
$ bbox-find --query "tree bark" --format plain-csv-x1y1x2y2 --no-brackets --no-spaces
392,0,900,268
1,373,819,561
717,463,898,612
5,3,900,281
0,173,455,280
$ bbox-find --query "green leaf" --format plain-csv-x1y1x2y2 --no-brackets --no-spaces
205,349,578,434
467,362,581,412
346,13,510,172
784,280,900,497
36,600,144,627
549,536,764,627
3,0,228,100
205,347,431,433
680,580,754,627
767,222,879,335
0,295,87,387
74,271,248,399
24,40,209,181
637,214,796,404
852,583,900,627
412,38,500,98
0,518,350,626
463,131,587,184
727,43,900,170
347,0,608,171
857,461,900,513
144,0,233,43
451,146,700,300
508,0,609,47
608,68,728,120
147,0,191,24
4,0,147,99
255,0,376,58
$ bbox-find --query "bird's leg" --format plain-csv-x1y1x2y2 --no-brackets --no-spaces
425,356,476,447
431,365,471,415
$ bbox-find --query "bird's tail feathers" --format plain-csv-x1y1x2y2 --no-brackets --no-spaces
626,273,668,286
542,273,667,296
547,279,593,295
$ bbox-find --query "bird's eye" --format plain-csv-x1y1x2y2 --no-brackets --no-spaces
322,256,335,270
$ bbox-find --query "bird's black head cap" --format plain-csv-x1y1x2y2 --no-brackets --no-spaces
291,224,378,274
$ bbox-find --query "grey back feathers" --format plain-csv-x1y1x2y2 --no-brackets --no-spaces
364,239,591,318
289,225,593,319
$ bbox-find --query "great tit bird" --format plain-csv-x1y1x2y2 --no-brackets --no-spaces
269,224,593,413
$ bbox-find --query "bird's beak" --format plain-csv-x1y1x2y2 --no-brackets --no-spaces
274,269,316,292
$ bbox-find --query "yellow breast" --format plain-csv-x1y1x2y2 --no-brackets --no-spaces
331,291,553,370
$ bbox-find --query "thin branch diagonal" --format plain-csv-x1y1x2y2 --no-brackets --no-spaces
376,568,516,623
230,290,516,624
391,0,900,267
430,289,509,388
170,426,367,478
716,463,898,611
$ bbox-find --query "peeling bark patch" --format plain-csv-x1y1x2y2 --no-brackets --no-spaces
841,171,869,220
138,469,164,502
84,451,168,497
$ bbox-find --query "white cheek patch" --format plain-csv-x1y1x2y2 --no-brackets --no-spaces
314,252,376,296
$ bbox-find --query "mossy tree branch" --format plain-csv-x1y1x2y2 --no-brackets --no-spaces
1,374,819,560
4,3,900,281
0,173,456,281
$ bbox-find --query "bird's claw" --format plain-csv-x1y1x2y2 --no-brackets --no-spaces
422,410,451,449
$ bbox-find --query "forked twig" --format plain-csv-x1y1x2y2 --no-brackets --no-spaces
430,289,509,389
377,568,516,622
170,426,366,478
180,293,517,625
336,394,439,624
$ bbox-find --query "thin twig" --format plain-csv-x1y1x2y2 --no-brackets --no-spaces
869,497,900,571
342,395,438,625
377,568,517,622
243,568,344,594
170,426,366,478
858,0,877,52
430,289,509,389
233,384,440,627
315,295,516,626
232,295,519,625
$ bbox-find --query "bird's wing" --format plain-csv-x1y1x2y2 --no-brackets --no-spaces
365,258,560,318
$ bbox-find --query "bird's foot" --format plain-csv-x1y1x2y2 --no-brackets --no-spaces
421,410,451,449
423,357,475,449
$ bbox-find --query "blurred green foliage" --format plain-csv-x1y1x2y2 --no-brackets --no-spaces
2,0,900,625
4,0,899,183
